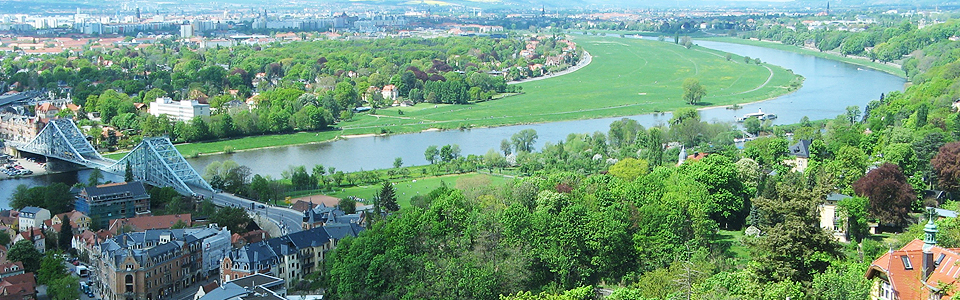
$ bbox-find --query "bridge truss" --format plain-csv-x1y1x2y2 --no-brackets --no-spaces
10,119,211,196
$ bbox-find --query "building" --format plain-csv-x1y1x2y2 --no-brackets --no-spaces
220,224,357,287
785,139,812,172
13,229,45,253
381,85,398,100
148,97,210,122
45,210,91,234
17,207,50,232
180,24,194,38
76,182,151,230
866,208,960,299
820,193,850,242
95,229,205,300
195,273,285,300
0,272,36,299
0,262,25,278
191,227,231,279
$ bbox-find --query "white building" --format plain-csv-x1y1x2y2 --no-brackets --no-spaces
149,97,210,122
18,206,50,232
180,24,194,38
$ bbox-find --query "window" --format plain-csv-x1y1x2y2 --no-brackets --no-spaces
880,280,894,300
901,256,913,270
937,254,946,266
125,274,134,293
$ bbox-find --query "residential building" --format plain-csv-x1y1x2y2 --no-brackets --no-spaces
866,208,960,299
196,274,285,300
13,229,45,253
17,207,50,232
108,214,192,235
785,139,812,172
221,224,358,287
820,193,850,242
75,182,151,229
45,210,91,234
381,84,398,100
0,272,36,299
0,262,25,278
148,97,210,122
190,227,230,279
95,229,205,300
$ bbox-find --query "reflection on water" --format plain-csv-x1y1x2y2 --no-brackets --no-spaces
1,38,906,199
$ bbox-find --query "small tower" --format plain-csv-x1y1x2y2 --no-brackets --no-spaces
922,207,939,281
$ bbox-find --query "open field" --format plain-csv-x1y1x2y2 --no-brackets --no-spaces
305,172,512,208
107,34,801,158
698,36,906,78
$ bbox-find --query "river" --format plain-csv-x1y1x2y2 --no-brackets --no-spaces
0,37,906,206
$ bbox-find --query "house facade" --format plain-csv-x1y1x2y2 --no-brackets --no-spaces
95,229,205,300
148,97,211,122
17,207,50,232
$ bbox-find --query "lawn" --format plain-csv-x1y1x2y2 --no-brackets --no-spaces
698,36,906,78
308,172,512,208
109,34,802,157
339,34,800,131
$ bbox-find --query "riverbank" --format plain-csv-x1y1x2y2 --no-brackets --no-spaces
697,37,906,78
110,35,802,159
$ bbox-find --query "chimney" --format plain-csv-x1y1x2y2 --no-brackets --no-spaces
922,207,939,281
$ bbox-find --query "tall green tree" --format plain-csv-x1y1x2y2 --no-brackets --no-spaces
87,168,103,187
124,161,134,182
47,276,80,300
379,181,399,212
58,222,73,251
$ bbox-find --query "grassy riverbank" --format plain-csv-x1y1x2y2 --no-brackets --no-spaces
697,36,907,78
108,34,801,158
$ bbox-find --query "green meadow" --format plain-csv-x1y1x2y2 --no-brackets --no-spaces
112,34,802,158
312,173,511,208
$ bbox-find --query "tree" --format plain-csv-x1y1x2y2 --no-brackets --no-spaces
511,129,538,153
249,174,270,201
500,139,512,156
379,181,399,212
682,78,706,105
210,206,253,234
8,240,41,273
124,161,134,182
933,142,960,194
47,276,80,300
339,197,357,215
845,106,861,124
87,168,103,187
58,222,73,251
424,145,439,164
38,251,66,284
393,157,403,169
744,117,762,135
853,163,915,226
607,158,649,181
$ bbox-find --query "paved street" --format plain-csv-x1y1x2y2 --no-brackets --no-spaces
192,188,303,235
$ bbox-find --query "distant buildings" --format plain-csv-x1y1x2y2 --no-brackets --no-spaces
75,181,151,229
148,97,211,122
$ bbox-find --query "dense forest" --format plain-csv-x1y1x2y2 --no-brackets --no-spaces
0,35,581,149
316,16,960,299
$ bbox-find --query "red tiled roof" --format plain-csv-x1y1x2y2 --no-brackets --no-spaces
867,239,960,300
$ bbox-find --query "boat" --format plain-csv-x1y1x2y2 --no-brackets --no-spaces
736,108,776,122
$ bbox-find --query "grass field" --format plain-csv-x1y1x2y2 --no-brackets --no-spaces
110,34,802,158
699,36,906,78
307,173,512,208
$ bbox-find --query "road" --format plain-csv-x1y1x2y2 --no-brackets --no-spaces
190,187,303,235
